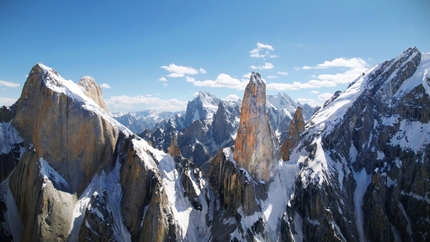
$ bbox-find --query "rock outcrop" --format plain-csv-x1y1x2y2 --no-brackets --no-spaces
212,101,236,146
119,137,176,241
0,63,179,241
233,72,278,182
77,76,109,112
11,64,119,195
280,106,305,161
1,47,429,241
286,47,430,241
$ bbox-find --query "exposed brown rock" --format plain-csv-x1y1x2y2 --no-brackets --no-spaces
78,76,109,113
12,64,119,195
208,148,257,216
120,137,176,241
280,106,305,161
9,151,76,242
168,133,181,157
233,72,278,182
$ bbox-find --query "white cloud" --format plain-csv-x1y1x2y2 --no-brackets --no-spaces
222,94,241,102
317,66,367,84
300,57,367,70
311,90,319,94
296,57,368,84
318,92,333,101
199,68,207,74
296,98,321,107
99,83,111,89
250,62,274,70
256,42,274,50
186,74,248,90
267,75,278,79
277,71,288,76
185,76,196,83
0,80,20,88
249,42,276,59
161,63,198,78
264,57,368,92
267,79,337,91
159,77,167,82
0,97,17,106
105,95,187,112
314,57,367,69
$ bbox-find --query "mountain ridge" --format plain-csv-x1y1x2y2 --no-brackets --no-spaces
0,47,428,241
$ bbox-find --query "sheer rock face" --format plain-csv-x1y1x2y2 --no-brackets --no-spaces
7,64,119,241
208,148,258,216
79,191,115,241
12,64,119,195
287,47,430,241
120,137,176,242
9,151,77,242
168,133,181,157
233,72,278,182
212,102,230,145
280,106,305,161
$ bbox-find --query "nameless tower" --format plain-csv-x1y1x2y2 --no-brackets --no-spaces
233,72,278,182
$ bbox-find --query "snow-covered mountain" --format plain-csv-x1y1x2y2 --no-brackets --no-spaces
266,92,314,141
284,47,430,241
183,91,221,127
136,90,315,166
111,110,183,134
0,47,429,241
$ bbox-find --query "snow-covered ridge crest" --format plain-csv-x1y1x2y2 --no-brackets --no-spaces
38,157,70,192
307,47,428,137
287,47,430,241
0,121,23,155
35,63,133,136
250,71,264,85
296,47,428,186
36,63,103,112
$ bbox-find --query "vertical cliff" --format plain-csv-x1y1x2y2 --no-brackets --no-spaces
233,72,279,182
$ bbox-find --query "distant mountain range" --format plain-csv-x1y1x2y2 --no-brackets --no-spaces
0,47,428,241
114,91,315,166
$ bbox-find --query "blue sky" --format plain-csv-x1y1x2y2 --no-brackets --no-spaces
1,0,429,112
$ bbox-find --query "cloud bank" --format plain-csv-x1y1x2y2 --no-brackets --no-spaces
186,74,248,90
161,63,199,78
0,80,20,88
249,42,277,59
105,95,187,112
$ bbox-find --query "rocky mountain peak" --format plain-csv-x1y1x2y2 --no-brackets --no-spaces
280,106,305,161
233,72,278,182
183,91,220,126
250,71,264,86
78,76,109,113
12,63,120,194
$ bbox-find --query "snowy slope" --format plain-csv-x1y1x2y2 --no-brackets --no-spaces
0,120,23,155
287,47,430,241
111,110,183,134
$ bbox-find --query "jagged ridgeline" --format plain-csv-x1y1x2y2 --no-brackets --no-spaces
0,47,429,241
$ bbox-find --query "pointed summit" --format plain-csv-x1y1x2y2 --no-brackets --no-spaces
234,72,278,182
